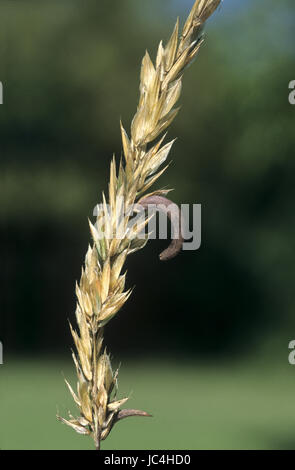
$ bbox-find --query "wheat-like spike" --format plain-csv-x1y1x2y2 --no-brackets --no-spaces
57,0,221,450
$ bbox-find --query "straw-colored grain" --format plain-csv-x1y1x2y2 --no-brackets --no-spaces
57,0,221,450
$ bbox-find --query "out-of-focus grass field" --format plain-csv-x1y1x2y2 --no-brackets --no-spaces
1,357,295,450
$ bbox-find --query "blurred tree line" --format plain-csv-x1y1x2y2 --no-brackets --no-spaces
1,0,294,358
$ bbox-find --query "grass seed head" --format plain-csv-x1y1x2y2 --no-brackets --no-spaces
58,0,221,449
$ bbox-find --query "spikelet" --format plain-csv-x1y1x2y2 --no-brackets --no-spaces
58,0,221,450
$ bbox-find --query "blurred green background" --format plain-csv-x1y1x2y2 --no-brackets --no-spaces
1,0,295,450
